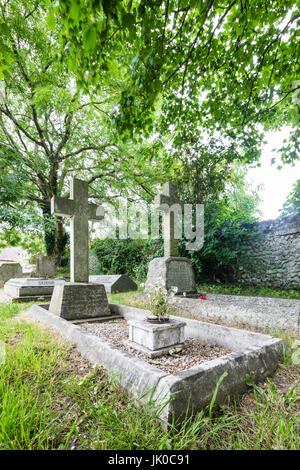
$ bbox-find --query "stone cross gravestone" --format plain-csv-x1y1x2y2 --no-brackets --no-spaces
154,182,181,257
145,182,197,295
50,178,113,321
51,178,105,283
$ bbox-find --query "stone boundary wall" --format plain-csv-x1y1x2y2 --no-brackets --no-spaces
233,215,300,288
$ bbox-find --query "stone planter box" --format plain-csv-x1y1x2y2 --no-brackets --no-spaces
28,303,287,424
127,318,186,357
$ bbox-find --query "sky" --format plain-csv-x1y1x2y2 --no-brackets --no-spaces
246,127,300,221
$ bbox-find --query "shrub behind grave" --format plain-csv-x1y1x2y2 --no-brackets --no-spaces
91,238,163,282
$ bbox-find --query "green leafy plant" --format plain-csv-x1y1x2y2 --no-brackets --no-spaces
291,340,300,366
147,282,177,320
280,179,300,217
91,238,163,281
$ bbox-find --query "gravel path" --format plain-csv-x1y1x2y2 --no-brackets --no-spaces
80,319,229,374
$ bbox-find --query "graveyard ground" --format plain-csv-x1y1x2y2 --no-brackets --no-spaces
0,298,299,450
55,267,300,300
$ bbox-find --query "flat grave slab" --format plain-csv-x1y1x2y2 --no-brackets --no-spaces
169,293,300,335
27,302,286,424
3,278,65,302
89,274,137,293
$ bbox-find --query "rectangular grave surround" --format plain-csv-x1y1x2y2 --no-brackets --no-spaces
28,303,287,424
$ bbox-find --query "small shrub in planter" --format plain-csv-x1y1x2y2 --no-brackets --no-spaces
146,282,178,323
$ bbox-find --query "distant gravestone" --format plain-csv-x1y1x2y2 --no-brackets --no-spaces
89,274,138,293
89,251,100,275
35,256,56,279
145,257,196,294
4,278,65,302
0,263,22,287
145,182,197,295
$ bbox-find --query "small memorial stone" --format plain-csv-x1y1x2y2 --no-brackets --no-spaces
89,274,137,293
0,263,22,286
35,256,56,278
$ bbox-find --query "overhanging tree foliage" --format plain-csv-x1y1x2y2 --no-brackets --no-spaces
0,0,167,262
280,179,300,216
41,0,300,163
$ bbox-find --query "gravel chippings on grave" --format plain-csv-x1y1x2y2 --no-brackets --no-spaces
80,320,230,374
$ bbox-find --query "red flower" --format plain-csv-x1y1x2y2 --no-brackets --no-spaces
199,296,207,300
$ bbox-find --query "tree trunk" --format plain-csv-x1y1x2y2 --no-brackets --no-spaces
42,204,56,256
54,217,68,267
41,204,68,266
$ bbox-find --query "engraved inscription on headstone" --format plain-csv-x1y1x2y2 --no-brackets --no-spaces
145,256,196,294
167,260,194,293
49,283,111,320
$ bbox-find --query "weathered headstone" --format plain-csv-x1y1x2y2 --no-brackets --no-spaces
35,256,56,278
145,182,197,295
89,250,100,275
23,264,36,276
145,257,196,294
51,178,105,283
3,278,65,302
155,182,181,257
89,274,137,293
49,283,110,320
50,178,114,321
0,263,22,287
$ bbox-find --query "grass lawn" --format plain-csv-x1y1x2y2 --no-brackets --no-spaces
0,300,299,450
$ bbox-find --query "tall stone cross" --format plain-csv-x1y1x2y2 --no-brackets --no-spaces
155,182,182,257
51,178,104,283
